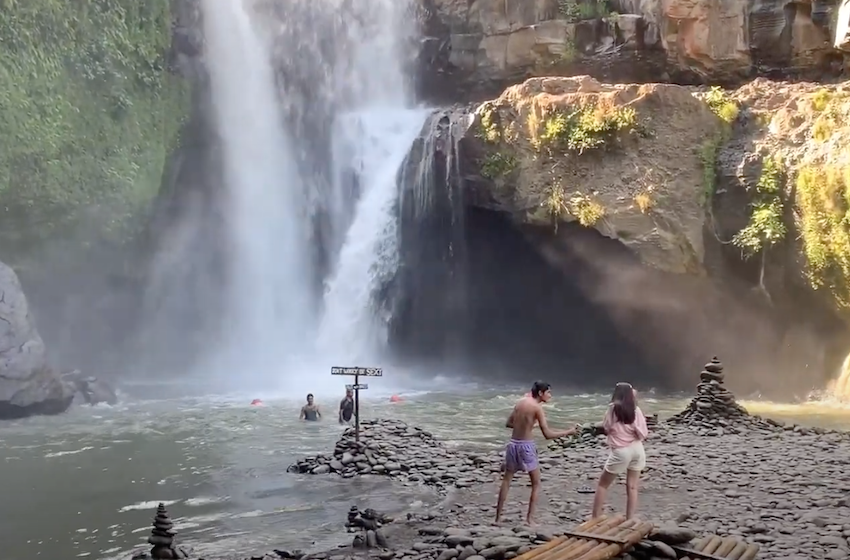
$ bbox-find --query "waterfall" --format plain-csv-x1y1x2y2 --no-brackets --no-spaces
828,352,850,402
200,0,314,384
388,110,473,367
315,108,430,365
139,0,428,392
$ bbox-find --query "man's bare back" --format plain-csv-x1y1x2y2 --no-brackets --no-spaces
508,397,549,440
496,382,581,525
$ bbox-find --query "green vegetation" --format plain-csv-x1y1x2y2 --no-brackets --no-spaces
569,193,605,226
732,155,786,257
698,87,739,205
480,153,517,180
558,0,610,22
699,138,721,202
704,86,739,124
796,163,850,308
0,0,190,252
537,104,638,154
811,88,832,112
542,186,605,229
476,105,501,144
634,191,653,213
812,111,836,142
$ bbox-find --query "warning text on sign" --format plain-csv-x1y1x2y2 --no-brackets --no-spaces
331,366,383,377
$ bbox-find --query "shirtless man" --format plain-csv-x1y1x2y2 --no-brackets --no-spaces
300,393,321,421
495,381,580,525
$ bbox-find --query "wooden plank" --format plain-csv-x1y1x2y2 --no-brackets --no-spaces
674,536,760,560
558,530,629,546
672,545,732,560
516,517,654,560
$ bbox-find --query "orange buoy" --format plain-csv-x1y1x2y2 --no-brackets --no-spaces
250,399,263,406
389,395,402,403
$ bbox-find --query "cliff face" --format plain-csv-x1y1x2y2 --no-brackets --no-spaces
0,0,192,265
418,0,850,99
456,75,850,385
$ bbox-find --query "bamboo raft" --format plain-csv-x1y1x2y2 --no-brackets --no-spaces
513,515,653,560
673,534,760,560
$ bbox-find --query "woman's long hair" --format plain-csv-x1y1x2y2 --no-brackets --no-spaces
610,382,637,424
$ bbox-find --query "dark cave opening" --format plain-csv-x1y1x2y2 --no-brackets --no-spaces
389,199,666,392
388,143,835,399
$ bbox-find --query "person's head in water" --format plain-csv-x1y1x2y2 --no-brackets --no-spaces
610,382,636,424
530,381,552,403
306,393,314,406
345,388,353,399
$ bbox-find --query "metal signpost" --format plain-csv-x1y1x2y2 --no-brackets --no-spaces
331,366,383,441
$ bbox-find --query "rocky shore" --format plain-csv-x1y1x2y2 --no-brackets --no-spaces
133,361,850,560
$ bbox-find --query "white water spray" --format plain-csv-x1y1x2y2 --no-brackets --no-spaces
316,109,430,364
200,0,314,384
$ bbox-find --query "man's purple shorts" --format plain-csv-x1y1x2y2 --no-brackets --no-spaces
504,439,539,472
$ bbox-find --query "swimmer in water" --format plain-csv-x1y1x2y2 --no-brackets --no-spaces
300,393,321,421
495,381,580,525
339,388,355,425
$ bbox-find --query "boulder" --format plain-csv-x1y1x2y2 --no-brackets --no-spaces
0,260,74,420
461,75,719,274
61,370,119,406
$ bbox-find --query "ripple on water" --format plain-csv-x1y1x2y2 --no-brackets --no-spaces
3,388,850,560
118,500,180,513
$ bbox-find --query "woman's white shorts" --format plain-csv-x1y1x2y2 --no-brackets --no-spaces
604,441,646,475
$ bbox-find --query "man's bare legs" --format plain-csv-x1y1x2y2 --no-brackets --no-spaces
625,469,640,518
591,469,617,518
526,468,542,525
494,469,515,523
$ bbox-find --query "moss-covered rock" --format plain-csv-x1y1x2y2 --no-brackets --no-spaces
464,75,721,274
716,80,850,316
0,0,190,257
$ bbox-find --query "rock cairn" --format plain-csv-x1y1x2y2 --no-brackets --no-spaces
346,506,392,549
288,419,500,490
132,503,190,560
668,357,752,426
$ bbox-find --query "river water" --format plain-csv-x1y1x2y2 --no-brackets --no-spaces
2,383,849,560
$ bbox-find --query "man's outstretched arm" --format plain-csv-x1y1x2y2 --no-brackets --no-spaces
536,407,578,440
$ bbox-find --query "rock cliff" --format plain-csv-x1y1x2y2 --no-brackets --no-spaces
0,260,73,420
418,0,850,100
458,75,850,343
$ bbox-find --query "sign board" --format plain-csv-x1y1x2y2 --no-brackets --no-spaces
331,366,383,377
346,384,369,390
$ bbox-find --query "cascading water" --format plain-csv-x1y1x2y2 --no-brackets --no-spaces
189,0,428,393
200,0,314,386
827,352,850,401
315,109,430,364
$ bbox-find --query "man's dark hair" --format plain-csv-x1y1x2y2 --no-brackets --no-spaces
530,381,551,399
307,393,314,400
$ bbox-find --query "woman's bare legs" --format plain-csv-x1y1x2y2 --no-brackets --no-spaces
591,469,617,518
625,469,640,518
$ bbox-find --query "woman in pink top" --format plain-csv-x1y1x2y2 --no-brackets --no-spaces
591,382,649,519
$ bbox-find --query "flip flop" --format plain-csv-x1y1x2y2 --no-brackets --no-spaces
576,486,595,494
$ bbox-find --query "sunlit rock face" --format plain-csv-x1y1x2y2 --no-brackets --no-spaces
416,0,849,100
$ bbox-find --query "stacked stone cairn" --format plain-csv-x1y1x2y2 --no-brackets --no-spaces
346,505,391,549
287,419,500,490
669,357,751,426
137,503,190,559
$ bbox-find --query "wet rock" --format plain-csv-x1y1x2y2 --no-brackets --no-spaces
0,260,74,420
668,357,774,431
287,419,502,491
61,369,119,406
